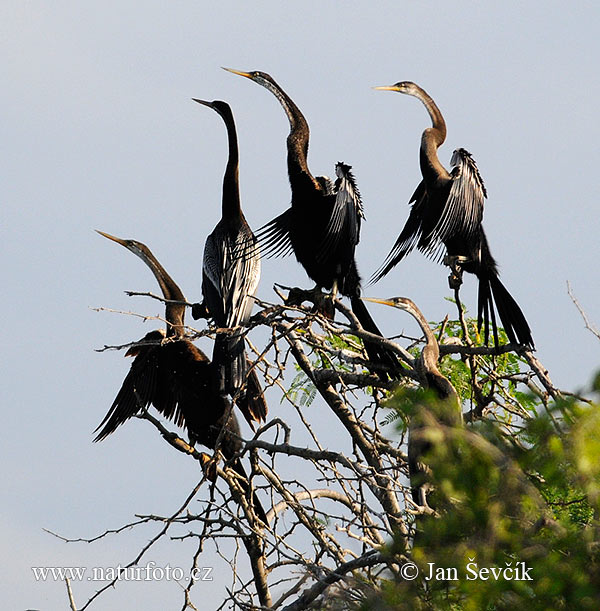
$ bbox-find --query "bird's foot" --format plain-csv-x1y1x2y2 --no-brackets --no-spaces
443,255,468,289
191,301,209,320
199,452,218,482
285,286,313,307
331,279,338,300
448,270,463,290
284,286,334,319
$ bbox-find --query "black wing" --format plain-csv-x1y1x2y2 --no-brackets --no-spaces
94,331,166,442
370,180,428,284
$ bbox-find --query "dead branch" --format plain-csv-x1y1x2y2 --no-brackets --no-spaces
65,578,77,611
279,550,384,611
567,280,600,340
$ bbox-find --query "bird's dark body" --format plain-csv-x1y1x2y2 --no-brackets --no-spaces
288,183,357,294
202,220,257,321
202,219,258,394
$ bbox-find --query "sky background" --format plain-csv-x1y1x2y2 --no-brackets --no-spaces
3,2,599,609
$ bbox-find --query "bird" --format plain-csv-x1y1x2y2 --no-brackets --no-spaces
94,230,268,524
224,67,400,379
371,81,533,349
364,296,461,511
191,99,267,425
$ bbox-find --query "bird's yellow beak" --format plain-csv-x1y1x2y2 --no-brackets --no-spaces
372,85,401,92
96,229,127,247
362,297,396,307
222,67,253,79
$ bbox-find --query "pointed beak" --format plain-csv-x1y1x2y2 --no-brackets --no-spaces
372,85,400,92
192,98,213,108
362,297,396,307
222,67,253,79
96,229,128,247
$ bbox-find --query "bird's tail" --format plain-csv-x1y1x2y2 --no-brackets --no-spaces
229,457,269,525
478,272,534,349
235,363,268,426
213,332,247,396
350,296,401,380
214,335,268,427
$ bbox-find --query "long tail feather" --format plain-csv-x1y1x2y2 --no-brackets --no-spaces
478,273,534,348
489,275,534,348
477,277,491,346
213,333,247,396
235,363,268,427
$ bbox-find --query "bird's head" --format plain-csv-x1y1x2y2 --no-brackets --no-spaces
363,296,411,310
192,98,233,121
222,67,284,101
96,230,153,262
223,67,274,88
96,230,185,318
373,81,419,96
96,229,148,257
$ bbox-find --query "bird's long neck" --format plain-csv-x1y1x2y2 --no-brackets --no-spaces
400,298,460,413
220,109,243,225
142,251,186,336
412,86,449,183
264,79,316,188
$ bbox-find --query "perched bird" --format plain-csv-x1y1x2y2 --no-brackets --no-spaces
191,99,267,424
364,296,461,512
224,68,400,378
94,230,267,523
371,81,533,349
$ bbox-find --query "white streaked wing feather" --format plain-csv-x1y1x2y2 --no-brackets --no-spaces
203,228,260,328
316,163,363,263
256,209,294,258
427,149,485,245
203,232,223,295
221,231,260,328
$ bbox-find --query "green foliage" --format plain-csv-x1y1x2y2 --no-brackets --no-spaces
364,378,600,610
283,333,362,407
286,368,318,407
433,315,528,405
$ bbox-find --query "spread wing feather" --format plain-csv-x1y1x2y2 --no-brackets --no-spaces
426,148,486,247
370,180,428,284
317,162,364,264
255,209,294,259
93,331,165,441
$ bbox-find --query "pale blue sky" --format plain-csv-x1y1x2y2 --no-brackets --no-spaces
3,2,599,609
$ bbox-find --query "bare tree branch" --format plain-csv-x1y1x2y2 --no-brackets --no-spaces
567,280,600,340
69,285,573,609
280,550,384,611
